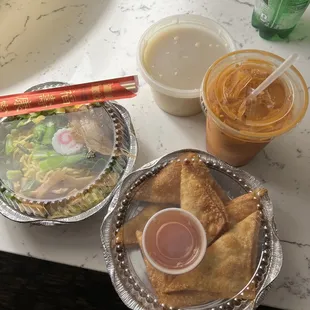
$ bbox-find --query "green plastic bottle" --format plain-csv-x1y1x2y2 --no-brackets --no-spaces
252,0,310,40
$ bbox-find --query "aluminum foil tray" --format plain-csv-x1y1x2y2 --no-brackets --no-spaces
101,149,283,310
0,82,138,225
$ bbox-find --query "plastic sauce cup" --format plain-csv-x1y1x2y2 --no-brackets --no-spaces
201,49,309,167
142,208,207,275
137,14,235,117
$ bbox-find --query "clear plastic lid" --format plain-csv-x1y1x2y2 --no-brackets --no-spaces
138,14,236,99
114,152,268,309
142,208,207,275
202,50,309,141
0,103,125,219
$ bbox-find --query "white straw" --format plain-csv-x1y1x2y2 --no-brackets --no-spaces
246,53,299,102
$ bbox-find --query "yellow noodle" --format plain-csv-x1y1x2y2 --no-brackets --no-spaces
20,154,25,164
44,171,53,182
11,134,33,161
36,171,44,183
13,149,20,160
25,168,36,178
27,155,33,166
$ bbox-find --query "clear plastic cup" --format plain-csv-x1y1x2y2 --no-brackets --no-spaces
137,14,236,117
142,208,207,275
201,49,309,167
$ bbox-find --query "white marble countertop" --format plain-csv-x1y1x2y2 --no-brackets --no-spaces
0,0,310,309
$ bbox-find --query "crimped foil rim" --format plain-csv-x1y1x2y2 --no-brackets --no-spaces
101,149,283,310
0,82,138,225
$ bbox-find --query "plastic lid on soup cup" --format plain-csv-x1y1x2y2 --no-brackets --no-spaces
142,208,207,275
137,14,236,99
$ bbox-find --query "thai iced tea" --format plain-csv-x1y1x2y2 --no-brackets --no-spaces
202,50,308,166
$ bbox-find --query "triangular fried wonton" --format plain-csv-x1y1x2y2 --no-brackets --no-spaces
134,152,230,206
183,154,230,204
156,290,220,308
164,211,261,300
134,160,181,204
180,159,228,243
136,231,220,308
116,204,168,246
136,231,174,291
227,189,267,228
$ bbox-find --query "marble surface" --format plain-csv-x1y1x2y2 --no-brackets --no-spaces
0,0,310,309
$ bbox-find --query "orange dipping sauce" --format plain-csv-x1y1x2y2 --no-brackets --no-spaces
142,208,207,275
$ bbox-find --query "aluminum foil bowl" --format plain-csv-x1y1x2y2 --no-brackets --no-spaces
101,149,283,310
0,82,138,225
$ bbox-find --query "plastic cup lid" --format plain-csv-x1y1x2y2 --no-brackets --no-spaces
142,208,207,275
0,103,122,219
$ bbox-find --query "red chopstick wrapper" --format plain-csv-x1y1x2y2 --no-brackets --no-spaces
0,75,139,118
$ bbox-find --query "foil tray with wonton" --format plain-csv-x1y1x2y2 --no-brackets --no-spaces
101,149,283,310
